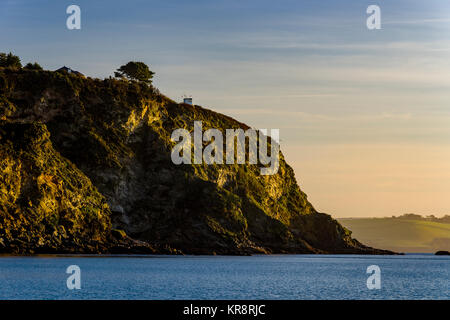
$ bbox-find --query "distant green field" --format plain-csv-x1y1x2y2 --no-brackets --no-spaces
338,218,450,253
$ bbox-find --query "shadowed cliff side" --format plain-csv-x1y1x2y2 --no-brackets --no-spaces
0,68,394,254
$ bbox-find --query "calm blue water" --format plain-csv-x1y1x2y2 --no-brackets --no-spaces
0,254,448,300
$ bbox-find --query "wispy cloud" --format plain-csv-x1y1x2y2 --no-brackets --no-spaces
223,109,413,122
384,18,450,25
215,32,450,53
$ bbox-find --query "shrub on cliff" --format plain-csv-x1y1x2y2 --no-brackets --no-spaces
24,62,43,70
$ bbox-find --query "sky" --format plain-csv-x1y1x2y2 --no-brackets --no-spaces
1,0,450,217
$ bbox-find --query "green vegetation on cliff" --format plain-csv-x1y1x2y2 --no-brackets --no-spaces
0,122,111,253
0,65,392,255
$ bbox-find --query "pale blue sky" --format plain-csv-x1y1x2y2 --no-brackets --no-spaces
1,0,450,217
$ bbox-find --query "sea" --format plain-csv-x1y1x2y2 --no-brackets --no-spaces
0,254,448,300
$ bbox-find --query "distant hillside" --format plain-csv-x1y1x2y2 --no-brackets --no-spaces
338,215,450,253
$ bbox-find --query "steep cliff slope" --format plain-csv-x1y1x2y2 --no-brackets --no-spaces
0,68,392,254
0,122,112,253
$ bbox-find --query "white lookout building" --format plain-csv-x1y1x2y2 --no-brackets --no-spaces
183,97,193,105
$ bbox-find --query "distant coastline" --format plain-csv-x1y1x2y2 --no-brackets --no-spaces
338,214,450,253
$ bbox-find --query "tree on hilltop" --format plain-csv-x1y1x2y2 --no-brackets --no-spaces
0,52,22,68
114,61,154,84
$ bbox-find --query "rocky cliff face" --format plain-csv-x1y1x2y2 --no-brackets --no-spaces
0,122,113,253
0,68,392,254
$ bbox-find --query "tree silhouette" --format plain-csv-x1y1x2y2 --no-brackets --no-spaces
115,61,154,84
24,62,43,70
0,52,22,69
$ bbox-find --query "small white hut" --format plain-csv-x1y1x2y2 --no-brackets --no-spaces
182,96,193,105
